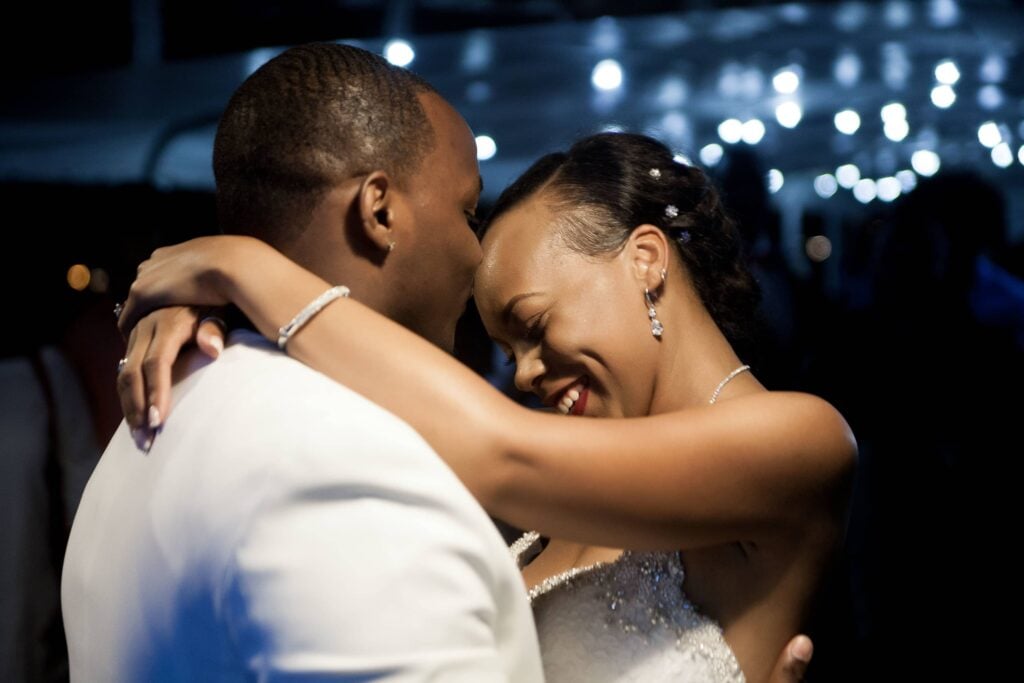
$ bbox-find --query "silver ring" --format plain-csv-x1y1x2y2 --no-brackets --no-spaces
113,302,123,319
117,357,128,375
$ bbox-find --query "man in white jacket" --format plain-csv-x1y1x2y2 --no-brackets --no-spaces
63,43,542,682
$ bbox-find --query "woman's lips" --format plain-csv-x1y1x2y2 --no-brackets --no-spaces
569,386,589,416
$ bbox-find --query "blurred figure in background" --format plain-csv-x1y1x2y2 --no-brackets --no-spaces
1,228,100,683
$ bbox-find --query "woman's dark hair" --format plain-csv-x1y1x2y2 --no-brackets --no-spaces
481,133,761,348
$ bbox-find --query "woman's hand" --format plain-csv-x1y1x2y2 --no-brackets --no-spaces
116,235,264,337
115,235,269,433
118,307,227,432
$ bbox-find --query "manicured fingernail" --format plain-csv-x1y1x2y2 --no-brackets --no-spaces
148,405,161,429
209,335,224,356
791,635,813,663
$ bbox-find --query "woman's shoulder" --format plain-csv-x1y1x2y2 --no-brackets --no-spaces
764,390,857,487
711,390,858,485
765,390,854,441
721,389,851,434
750,389,849,423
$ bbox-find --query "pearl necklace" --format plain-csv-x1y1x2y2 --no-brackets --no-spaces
708,364,751,405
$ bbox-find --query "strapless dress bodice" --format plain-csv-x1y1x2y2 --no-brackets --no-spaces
511,532,745,683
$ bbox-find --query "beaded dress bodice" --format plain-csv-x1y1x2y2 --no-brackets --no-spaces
511,531,745,683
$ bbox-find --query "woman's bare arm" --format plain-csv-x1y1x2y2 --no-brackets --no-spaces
121,236,856,550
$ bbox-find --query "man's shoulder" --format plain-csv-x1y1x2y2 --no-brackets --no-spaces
182,330,413,429
166,330,450,482
190,329,339,392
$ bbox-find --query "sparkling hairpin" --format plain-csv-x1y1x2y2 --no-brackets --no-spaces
649,168,662,179
677,230,692,244
664,204,679,219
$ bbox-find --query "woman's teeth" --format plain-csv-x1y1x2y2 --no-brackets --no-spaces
557,388,582,415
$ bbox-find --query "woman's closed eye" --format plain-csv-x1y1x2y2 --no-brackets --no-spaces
493,312,547,368
525,313,546,342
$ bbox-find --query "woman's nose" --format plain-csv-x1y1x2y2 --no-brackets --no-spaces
513,349,545,394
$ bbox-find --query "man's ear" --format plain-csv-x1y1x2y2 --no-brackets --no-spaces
627,224,671,293
357,171,397,254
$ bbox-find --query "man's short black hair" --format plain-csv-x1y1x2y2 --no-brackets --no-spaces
213,42,437,246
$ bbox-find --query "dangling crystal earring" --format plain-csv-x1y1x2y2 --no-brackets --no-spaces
645,289,663,338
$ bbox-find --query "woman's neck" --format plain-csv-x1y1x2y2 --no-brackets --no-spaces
647,301,761,414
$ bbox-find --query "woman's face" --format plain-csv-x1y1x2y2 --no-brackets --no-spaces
475,194,661,418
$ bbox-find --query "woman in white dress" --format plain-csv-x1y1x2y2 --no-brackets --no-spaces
118,133,855,683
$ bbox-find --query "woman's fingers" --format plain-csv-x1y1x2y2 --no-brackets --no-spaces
196,316,227,359
117,306,211,437
140,307,205,430
117,320,154,432
117,237,248,338
118,270,171,339
117,248,188,336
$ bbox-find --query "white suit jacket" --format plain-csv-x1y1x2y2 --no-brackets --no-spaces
62,331,543,682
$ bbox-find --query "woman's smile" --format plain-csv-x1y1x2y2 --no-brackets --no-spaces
545,376,590,415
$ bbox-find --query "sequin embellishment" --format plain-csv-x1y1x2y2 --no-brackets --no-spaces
510,531,745,682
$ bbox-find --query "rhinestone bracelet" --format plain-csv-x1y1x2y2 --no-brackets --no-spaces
277,285,350,351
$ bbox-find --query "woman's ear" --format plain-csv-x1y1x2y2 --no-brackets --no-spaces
357,171,397,254
627,224,671,293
